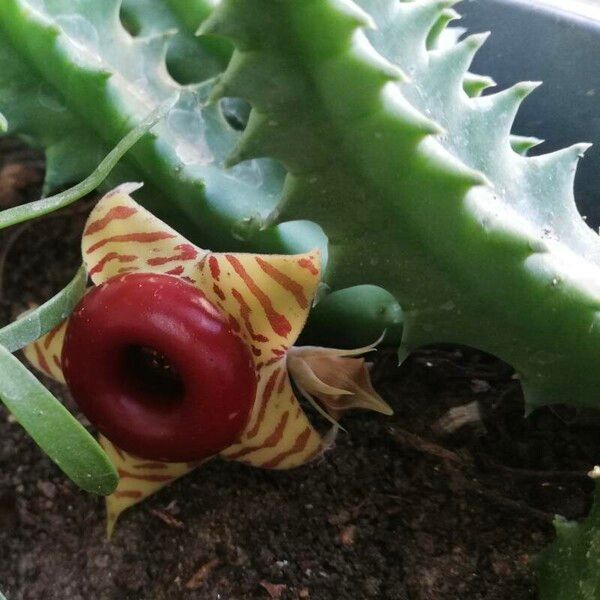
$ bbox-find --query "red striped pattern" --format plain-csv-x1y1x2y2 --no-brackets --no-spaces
261,427,313,469
134,462,169,470
209,255,220,280
256,256,308,309
86,231,175,254
34,343,51,376
101,435,197,536
114,490,142,499
226,255,292,338
43,324,61,350
89,252,136,277
147,243,198,266
231,288,269,343
298,257,319,276
213,284,226,301
225,411,290,460
247,367,281,439
84,205,137,236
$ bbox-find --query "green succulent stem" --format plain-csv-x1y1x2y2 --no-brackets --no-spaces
200,0,600,412
0,0,294,246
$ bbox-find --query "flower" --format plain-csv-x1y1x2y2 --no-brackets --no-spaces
24,183,391,536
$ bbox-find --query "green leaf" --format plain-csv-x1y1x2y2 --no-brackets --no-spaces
0,98,176,230
0,345,117,495
0,112,6,133
0,266,86,353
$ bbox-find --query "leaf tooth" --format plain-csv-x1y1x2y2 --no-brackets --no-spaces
350,29,406,83
478,81,541,138
418,135,491,190
401,0,460,32
510,134,545,156
318,34,408,121
463,73,496,98
429,32,490,96
386,0,458,57
326,0,376,30
133,30,177,75
427,7,461,50
541,141,592,168
44,22,62,41
531,142,592,194
201,0,373,52
209,50,311,113
198,0,259,51
382,85,444,137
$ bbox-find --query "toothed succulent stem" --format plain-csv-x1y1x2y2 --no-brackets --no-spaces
199,0,600,415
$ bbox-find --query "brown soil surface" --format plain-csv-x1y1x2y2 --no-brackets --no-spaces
0,139,598,599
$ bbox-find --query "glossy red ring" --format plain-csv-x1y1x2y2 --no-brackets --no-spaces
62,273,257,462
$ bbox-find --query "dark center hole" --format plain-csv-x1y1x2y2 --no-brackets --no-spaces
123,346,185,403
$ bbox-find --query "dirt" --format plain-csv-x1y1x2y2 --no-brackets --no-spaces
0,139,599,599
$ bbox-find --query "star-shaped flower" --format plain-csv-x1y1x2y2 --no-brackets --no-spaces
24,184,391,536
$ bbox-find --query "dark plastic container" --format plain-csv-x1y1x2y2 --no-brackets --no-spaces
460,0,600,225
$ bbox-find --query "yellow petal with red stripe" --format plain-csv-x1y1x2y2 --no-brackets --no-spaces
100,435,198,538
22,319,68,384
81,184,207,285
82,186,322,363
195,250,321,364
220,361,324,469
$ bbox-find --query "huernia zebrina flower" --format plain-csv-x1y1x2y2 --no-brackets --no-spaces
24,184,391,536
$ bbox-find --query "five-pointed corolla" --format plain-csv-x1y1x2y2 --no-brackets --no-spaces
24,184,391,535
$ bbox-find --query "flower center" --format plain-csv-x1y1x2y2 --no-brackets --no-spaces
123,345,185,404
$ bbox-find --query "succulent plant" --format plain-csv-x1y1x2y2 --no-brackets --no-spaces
197,0,600,417
536,468,600,600
4,0,600,415
1,0,600,592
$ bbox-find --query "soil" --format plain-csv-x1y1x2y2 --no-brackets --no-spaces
0,139,599,599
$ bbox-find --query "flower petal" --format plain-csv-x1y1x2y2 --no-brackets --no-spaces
81,188,322,359
287,346,393,417
196,250,321,361
287,356,353,398
82,184,207,285
22,319,68,384
311,356,393,415
220,361,324,469
100,435,198,538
